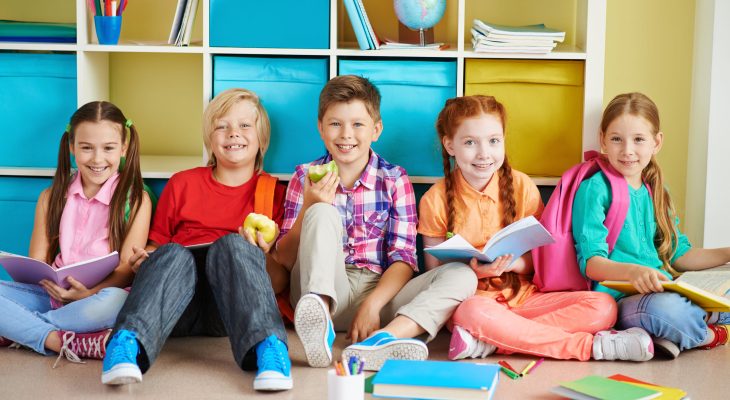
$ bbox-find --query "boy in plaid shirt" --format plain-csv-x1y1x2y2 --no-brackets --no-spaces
272,75,477,371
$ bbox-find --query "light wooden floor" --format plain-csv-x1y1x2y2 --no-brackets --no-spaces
1,329,728,399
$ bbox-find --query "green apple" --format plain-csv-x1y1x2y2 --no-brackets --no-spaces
308,160,338,183
243,213,277,243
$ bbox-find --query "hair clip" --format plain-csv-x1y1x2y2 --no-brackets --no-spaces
125,119,133,128
65,124,71,133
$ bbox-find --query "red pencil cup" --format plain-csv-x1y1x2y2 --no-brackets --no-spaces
94,16,122,45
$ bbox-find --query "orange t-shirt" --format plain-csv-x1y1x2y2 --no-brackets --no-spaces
418,168,544,307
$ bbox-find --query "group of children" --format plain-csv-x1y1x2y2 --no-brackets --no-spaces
1,75,729,393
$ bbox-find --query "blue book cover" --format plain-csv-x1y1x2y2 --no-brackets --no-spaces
342,0,371,50
372,360,500,400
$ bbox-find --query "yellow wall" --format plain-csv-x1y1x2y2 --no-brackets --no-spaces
604,0,695,221
3,0,75,23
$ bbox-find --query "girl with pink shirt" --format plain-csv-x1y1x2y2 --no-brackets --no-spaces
0,101,152,366
419,95,654,362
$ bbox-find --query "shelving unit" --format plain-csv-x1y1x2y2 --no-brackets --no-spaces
0,0,606,252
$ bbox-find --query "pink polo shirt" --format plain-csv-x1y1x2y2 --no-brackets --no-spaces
52,172,119,267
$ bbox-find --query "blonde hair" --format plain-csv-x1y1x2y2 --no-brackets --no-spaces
47,101,144,264
203,88,271,172
435,95,520,300
318,75,381,122
600,92,679,276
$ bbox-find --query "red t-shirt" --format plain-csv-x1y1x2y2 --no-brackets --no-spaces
148,166,286,246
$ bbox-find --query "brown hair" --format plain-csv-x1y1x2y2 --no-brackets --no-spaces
435,95,520,299
203,88,271,172
46,101,143,264
600,92,679,275
318,75,381,122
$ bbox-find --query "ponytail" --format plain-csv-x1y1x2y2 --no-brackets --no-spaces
643,157,680,277
45,130,74,264
108,123,144,253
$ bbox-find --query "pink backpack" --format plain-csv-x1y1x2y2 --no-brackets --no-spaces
532,151,630,292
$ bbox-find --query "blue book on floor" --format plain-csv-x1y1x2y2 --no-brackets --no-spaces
372,360,500,400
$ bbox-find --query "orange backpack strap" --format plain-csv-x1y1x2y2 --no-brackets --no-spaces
254,173,277,219
253,173,294,324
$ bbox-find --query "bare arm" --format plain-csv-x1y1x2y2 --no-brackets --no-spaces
585,255,668,294
672,247,730,272
28,189,51,262
422,235,445,271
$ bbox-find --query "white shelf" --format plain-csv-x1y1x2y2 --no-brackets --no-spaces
139,155,205,179
81,43,205,53
0,42,77,52
0,168,56,177
462,44,587,60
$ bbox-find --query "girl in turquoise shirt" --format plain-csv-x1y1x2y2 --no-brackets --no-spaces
572,92,730,358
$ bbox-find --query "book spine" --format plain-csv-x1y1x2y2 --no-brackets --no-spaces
343,0,371,50
355,0,378,49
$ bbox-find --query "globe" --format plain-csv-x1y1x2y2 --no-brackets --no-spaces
394,0,446,31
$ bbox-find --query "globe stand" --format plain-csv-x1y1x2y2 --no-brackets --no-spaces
398,22,434,45
419,28,426,46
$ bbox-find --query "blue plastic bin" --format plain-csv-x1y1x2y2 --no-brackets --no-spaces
0,52,77,168
0,177,51,280
213,56,328,175
210,0,329,49
339,59,457,177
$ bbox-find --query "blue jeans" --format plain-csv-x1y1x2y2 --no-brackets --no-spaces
113,234,286,373
617,292,729,351
0,281,127,354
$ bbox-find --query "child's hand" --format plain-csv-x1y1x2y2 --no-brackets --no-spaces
303,171,339,208
129,246,150,273
347,300,381,344
239,224,280,253
628,265,669,294
39,277,92,303
469,255,513,279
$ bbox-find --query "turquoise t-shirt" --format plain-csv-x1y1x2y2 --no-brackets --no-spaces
571,172,692,299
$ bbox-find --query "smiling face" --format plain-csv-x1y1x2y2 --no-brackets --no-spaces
443,113,505,191
601,113,663,188
209,100,260,170
318,100,382,172
70,120,126,198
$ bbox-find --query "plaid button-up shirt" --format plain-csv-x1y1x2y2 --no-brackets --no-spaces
279,151,418,274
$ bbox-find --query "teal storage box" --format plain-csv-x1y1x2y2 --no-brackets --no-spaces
213,56,328,175
0,52,77,168
339,59,457,177
210,0,329,49
0,177,51,281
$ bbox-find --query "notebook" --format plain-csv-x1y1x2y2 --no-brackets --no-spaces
372,360,500,400
0,251,119,289
608,374,687,400
552,375,661,400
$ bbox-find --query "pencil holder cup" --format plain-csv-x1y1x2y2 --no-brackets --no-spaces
327,369,364,400
94,16,122,45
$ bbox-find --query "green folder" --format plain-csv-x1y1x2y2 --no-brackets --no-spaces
554,375,660,400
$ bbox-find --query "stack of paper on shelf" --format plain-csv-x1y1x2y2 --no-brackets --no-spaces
168,0,199,46
471,19,565,54
343,0,380,49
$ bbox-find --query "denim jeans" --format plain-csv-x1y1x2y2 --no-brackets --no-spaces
0,281,127,354
113,234,286,373
617,292,721,351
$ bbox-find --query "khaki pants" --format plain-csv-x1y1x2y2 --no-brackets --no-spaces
290,203,477,340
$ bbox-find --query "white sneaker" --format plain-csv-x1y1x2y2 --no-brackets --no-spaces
294,294,335,368
592,327,654,361
448,326,496,361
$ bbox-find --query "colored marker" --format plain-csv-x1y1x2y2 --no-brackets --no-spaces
527,357,544,374
500,366,520,380
498,360,519,375
520,360,536,376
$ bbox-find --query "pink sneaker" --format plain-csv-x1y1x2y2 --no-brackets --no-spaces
448,326,496,361
53,329,112,368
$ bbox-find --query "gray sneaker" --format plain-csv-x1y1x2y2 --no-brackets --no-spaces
592,327,654,361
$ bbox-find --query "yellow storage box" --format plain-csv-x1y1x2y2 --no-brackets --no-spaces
465,59,584,177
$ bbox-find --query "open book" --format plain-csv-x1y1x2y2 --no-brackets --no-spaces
601,265,730,311
0,251,119,289
424,216,555,263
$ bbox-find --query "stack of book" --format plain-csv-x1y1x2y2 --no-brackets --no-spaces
343,0,380,50
0,20,76,43
553,374,687,400
168,0,199,46
471,19,565,54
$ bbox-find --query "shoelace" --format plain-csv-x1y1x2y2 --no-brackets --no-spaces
53,332,84,369
603,332,629,360
259,342,286,373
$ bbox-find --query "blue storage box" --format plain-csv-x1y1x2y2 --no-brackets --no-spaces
210,0,329,49
213,56,328,175
0,177,51,281
339,59,457,177
0,52,77,168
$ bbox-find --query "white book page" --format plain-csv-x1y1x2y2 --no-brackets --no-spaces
677,267,730,297
168,0,187,44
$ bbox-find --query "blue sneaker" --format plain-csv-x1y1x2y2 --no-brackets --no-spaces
101,330,142,385
342,331,428,371
253,335,293,391
294,293,335,367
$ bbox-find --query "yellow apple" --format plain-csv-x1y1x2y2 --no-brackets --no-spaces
243,213,277,243
308,160,338,183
